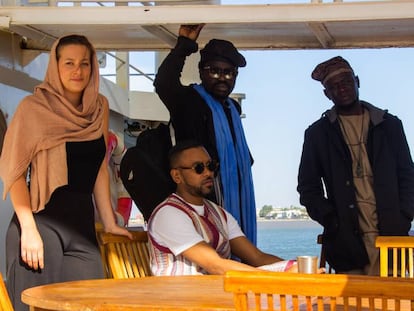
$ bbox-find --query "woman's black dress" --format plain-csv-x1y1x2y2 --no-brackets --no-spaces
6,136,106,311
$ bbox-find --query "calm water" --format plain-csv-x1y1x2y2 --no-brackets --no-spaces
258,220,414,262
257,220,323,261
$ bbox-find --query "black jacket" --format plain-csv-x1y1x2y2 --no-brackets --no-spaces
297,101,414,271
153,36,242,163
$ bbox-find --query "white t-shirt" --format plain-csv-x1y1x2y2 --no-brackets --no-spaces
149,201,245,255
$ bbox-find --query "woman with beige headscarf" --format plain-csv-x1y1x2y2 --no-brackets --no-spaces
0,34,131,311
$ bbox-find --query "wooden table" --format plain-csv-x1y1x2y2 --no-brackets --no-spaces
22,275,235,311
22,274,413,311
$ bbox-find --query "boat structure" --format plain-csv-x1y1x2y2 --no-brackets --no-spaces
1,0,414,275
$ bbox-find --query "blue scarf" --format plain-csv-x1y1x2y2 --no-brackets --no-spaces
193,84,257,245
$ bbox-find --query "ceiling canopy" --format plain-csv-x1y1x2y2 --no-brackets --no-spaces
1,1,414,51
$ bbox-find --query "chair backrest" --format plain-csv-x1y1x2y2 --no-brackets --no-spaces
375,236,414,278
317,234,333,273
97,230,151,278
0,272,13,311
95,223,109,277
224,271,414,311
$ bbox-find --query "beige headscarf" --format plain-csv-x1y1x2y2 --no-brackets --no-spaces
0,34,107,212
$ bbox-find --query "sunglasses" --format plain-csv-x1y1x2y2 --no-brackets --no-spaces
202,66,238,80
176,161,220,175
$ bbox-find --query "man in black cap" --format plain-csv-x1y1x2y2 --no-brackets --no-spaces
154,24,257,245
297,56,414,275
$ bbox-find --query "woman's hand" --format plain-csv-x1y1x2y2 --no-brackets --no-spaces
20,226,44,270
105,225,133,240
9,175,44,270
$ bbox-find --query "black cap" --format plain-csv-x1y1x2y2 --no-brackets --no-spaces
200,39,246,68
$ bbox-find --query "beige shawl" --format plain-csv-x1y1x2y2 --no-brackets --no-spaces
0,35,107,212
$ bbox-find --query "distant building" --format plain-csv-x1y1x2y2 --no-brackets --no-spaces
259,206,310,220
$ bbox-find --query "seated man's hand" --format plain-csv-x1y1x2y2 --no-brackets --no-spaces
285,261,326,274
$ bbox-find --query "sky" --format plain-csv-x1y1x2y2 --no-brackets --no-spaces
101,1,414,211
235,48,414,209
119,47,414,211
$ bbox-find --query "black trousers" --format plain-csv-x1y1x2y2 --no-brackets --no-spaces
6,190,104,311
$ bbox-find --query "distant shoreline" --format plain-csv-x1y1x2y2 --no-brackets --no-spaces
257,218,313,222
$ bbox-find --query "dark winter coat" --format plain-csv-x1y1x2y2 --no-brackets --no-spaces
297,101,414,271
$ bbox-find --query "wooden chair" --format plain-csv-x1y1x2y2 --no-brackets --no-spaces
375,236,414,278
97,230,151,278
0,272,13,311
317,234,333,273
95,222,109,277
224,270,414,311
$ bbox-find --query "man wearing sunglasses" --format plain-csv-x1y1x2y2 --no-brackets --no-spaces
154,24,257,246
147,141,296,276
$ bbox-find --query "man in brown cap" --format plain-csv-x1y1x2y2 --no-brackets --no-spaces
154,24,257,245
297,56,414,275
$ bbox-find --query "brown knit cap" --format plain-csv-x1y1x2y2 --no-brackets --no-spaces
311,56,354,85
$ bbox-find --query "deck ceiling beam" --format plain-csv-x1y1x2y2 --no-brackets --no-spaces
306,22,335,49
1,2,414,25
1,1,414,51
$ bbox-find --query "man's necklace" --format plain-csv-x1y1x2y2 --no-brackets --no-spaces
338,111,365,178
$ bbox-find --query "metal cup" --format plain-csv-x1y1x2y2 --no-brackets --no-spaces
297,256,318,274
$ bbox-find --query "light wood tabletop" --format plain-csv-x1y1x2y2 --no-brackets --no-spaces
21,275,235,311
22,273,413,311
